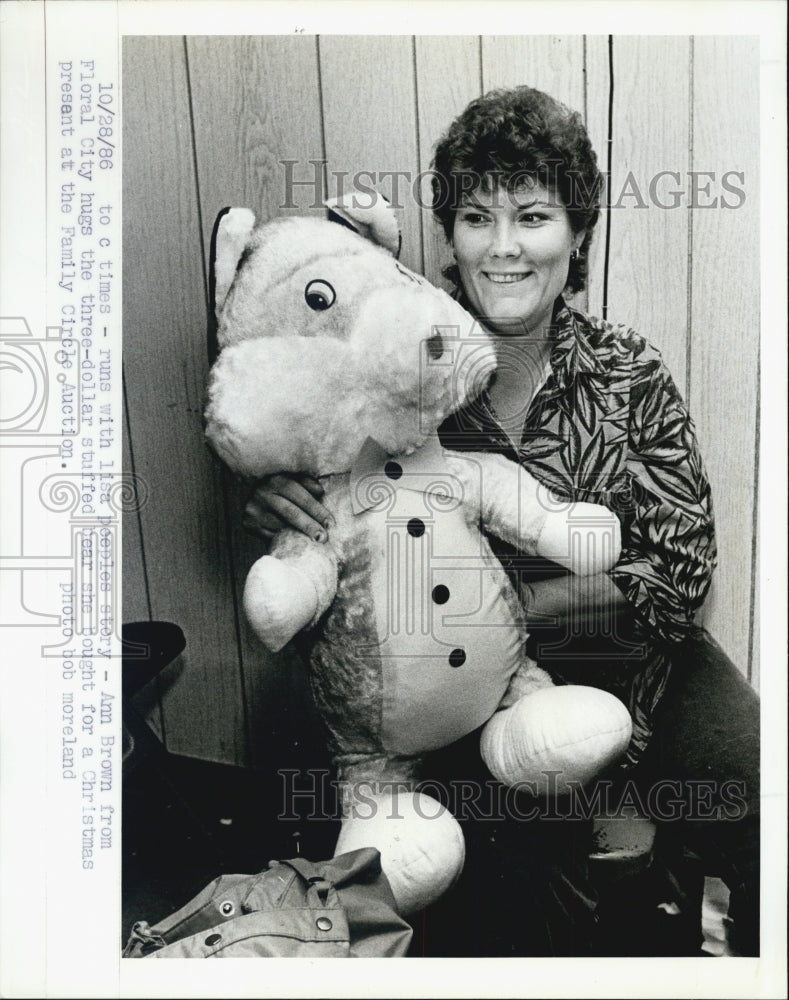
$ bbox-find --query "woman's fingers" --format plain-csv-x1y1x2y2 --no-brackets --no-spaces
244,474,333,542
264,491,327,541
296,473,326,500
267,474,333,528
242,519,277,543
242,499,282,540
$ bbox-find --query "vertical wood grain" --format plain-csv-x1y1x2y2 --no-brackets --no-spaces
689,35,759,674
187,36,326,276
187,35,327,767
584,35,611,318
122,372,165,740
603,36,691,391
121,380,150,626
481,35,585,108
318,36,422,273
414,36,482,290
123,36,248,763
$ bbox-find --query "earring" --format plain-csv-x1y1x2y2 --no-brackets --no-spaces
570,249,579,262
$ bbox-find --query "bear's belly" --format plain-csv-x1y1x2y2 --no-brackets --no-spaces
363,490,525,754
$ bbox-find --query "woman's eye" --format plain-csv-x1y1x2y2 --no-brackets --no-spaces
519,213,546,226
304,279,336,311
459,211,489,226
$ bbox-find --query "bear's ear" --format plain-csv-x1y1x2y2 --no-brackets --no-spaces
325,191,402,259
210,207,257,319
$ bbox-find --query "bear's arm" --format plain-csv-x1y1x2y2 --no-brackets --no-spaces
444,450,621,577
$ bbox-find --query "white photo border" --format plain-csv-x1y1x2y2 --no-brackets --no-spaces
0,2,785,998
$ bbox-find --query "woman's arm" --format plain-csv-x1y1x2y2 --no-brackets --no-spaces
528,355,716,645
606,358,717,644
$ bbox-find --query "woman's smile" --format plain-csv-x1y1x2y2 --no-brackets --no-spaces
484,271,532,284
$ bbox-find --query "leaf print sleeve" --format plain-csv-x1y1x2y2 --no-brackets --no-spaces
608,360,717,644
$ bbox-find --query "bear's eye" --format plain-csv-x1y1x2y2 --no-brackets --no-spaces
304,280,336,311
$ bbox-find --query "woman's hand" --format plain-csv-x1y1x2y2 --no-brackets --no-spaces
522,573,627,632
243,473,334,544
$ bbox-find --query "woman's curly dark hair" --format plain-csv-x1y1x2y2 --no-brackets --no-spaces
430,86,602,294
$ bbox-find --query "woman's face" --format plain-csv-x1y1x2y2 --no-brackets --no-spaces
452,181,583,337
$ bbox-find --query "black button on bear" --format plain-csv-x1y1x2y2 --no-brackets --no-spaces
384,460,403,480
432,584,450,604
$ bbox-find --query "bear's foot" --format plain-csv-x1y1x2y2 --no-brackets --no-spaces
480,685,632,794
334,790,465,916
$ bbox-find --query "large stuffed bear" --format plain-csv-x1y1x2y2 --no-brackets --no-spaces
204,194,632,915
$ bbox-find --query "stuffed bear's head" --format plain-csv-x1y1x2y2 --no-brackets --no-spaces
204,196,497,478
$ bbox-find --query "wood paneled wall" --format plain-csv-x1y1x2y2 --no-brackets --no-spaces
123,35,760,766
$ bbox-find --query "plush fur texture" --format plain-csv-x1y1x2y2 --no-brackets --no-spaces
204,200,631,914
206,218,495,477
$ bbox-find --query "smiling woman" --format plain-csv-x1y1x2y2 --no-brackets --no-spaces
431,85,599,450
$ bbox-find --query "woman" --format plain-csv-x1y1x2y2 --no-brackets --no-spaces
245,86,759,956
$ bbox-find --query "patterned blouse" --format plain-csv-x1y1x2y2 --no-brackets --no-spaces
439,297,717,764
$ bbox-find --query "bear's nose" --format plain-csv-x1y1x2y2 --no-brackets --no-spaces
426,332,444,360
